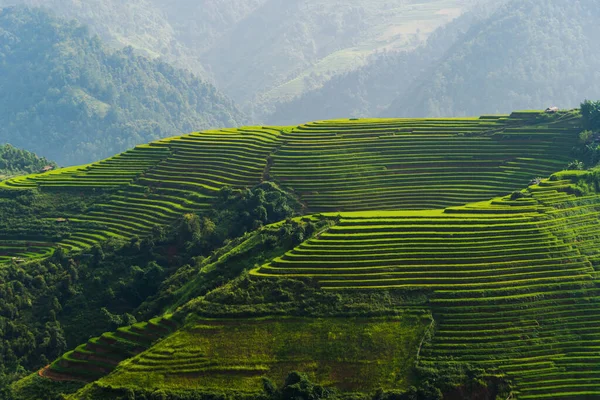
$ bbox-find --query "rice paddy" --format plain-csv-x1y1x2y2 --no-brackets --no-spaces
7,110,600,399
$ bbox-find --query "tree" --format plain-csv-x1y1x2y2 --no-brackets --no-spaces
581,100,600,130
279,371,337,400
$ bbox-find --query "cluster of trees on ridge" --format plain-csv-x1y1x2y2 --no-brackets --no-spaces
0,6,244,166
570,100,600,169
0,144,56,179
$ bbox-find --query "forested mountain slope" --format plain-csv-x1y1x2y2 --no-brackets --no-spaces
266,7,488,125
201,0,476,109
384,0,600,117
0,0,478,112
271,0,600,125
0,7,244,166
0,0,267,77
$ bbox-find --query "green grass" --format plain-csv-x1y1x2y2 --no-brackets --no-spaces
84,315,429,394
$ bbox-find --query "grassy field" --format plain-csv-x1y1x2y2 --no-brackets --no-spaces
75,315,428,396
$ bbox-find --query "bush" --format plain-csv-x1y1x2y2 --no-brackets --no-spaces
277,371,338,400
580,130,594,143
510,191,526,200
567,160,585,171
529,177,543,186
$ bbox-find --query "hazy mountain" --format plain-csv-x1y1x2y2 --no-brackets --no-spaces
0,0,210,76
0,7,244,166
384,0,600,117
270,0,600,123
266,8,486,125
0,0,478,112
208,0,477,110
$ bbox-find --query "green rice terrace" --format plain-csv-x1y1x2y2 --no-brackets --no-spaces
6,108,600,399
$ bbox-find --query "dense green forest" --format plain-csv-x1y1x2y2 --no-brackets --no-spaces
0,144,57,179
0,6,244,165
384,0,600,117
0,0,267,78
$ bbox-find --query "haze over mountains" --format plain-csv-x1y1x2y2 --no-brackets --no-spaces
384,0,600,118
0,0,478,112
271,0,600,123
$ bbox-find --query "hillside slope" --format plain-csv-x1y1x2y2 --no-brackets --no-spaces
0,7,244,166
122,172,600,399
384,0,600,117
266,4,496,125
0,110,580,262
16,162,600,400
203,0,477,108
0,0,266,77
100,169,600,399
2,109,596,400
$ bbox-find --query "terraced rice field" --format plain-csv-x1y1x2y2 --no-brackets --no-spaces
60,127,282,250
88,316,428,393
253,171,600,398
72,169,600,399
0,127,282,254
43,315,180,382
9,111,600,398
0,112,582,264
0,241,55,263
271,113,580,211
